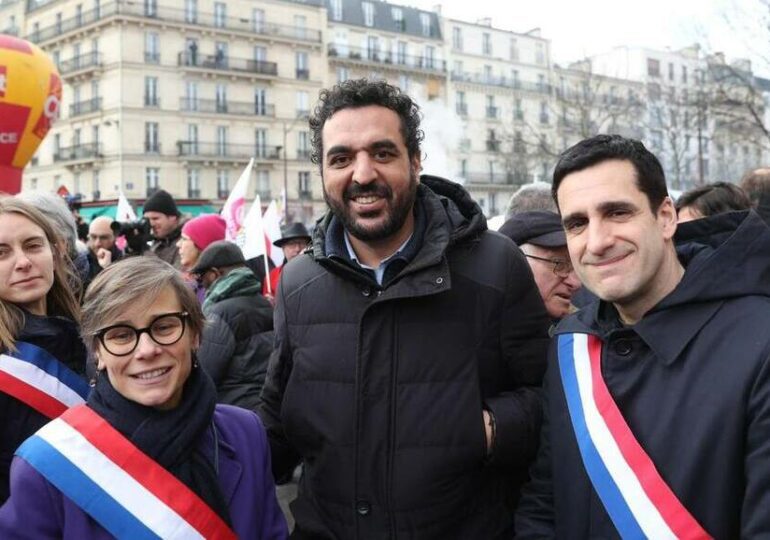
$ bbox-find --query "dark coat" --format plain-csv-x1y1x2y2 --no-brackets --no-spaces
259,176,550,539
198,277,274,412
0,405,288,539
0,313,87,504
148,223,183,269
515,210,770,539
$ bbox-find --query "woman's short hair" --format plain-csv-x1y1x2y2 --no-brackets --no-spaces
0,197,81,352
81,256,204,355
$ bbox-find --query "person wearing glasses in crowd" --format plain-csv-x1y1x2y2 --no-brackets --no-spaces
85,217,123,279
499,211,582,325
0,198,89,506
0,257,287,539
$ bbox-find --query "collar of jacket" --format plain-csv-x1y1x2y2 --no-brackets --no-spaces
153,222,183,247
203,267,261,309
309,175,486,289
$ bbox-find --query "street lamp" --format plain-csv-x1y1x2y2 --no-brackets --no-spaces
282,112,309,224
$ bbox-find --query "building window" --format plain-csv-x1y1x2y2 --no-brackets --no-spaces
144,32,159,63
668,62,674,81
253,46,267,63
294,15,307,39
460,159,467,177
456,91,466,116
296,91,309,118
298,171,311,196
486,95,497,119
215,84,227,112
252,8,265,32
146,167,159,195
452,27,462,51
143,0,156,17
217,169,229,199
336,66,349,82
145,122,159,152
255,129,267,158
510,38,518,61
187,124,199,154
296,51,309,79
682,65,688,84
539,101,549,124
420,13,431,36
367,36,379,60
391,7,404,30
144,76,158,106
397,41,407,64
184,0,197,24
535,42,545,65
185,81,198,110
92,170,100,200
330,0,342,21
398,74,410,92
362,2,374,27
297,131,309,160
254,87,267,115
423,45,434,69
482,33,492,55
216,126,228,156
647,58,660,77
187,169,201,198
214,2,226,28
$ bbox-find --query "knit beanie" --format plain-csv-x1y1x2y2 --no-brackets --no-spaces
182,214,226,251
143,189,179,216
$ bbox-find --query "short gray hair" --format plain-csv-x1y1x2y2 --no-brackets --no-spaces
16,192,78,257
81,257,204,355
504,182,557,218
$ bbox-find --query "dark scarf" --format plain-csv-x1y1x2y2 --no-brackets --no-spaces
87,364,231,525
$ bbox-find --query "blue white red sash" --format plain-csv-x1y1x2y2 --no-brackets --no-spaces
557,333,712,539
0,341,89,418
16,405,237,540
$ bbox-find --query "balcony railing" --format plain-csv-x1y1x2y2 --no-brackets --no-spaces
2,26,20,36
57,52,102,75
327,44,446,73
178,141,281,160
26,1,321,44
466,172,521,185
486,140,500,152
451,71,552,95
144,51,160,64
69,97,102,117
296,69,309,80
178,52,277,76
296,149,311,160
144,142,161,153
179,98,275,117
486,106,499,119
53,142,102,162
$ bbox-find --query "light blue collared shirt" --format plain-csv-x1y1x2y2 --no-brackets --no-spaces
344,232,413,286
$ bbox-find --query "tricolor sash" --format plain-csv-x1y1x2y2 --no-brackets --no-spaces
557,333,712,540
0,341,89,418
16,405,237,540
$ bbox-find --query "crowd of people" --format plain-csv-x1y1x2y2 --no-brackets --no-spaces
0,78,769,539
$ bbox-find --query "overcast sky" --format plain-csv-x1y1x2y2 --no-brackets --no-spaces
406,0,769,75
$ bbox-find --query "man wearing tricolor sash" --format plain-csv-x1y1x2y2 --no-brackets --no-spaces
516,135,770,538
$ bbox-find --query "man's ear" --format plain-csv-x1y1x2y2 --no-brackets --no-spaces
658,196,678,240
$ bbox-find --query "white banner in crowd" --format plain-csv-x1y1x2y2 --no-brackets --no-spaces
262,200,285,268
116,189,137,222
221,158,254,242
241,195,266,260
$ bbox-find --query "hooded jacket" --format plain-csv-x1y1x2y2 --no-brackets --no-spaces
515,210,770,538
198,268,274,412
259,176,549,539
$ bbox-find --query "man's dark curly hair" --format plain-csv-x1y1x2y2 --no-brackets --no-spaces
309,79,424,170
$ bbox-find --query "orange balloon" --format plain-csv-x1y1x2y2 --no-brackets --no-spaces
0,35,62,194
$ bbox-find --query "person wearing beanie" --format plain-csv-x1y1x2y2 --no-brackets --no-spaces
177,214,227,272
143,190,184,269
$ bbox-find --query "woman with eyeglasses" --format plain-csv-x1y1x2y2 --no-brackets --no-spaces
0,256,287,539
0,198,89,506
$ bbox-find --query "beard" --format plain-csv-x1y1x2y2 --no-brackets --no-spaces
324,168,419,242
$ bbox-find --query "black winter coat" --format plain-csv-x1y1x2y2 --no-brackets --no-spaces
0,312,87,504
515,210,770,538
198,291,274,412
260,176,550,539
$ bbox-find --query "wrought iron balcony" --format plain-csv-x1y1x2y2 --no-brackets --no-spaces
69,97,102,117
179,98,275,117
451,71,552,95
53,142,102,162
178,52,277,76
26,1,320,44
57,52,102,75
327,44,446,74
486,139,500,152
177,141,281,160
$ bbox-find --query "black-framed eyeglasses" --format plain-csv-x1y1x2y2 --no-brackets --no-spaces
524,254,573,278
95,312,189,356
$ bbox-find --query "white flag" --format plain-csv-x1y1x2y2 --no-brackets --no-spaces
116,189,137,222
262,200,285,268
221,158,254,241
241,195,266,260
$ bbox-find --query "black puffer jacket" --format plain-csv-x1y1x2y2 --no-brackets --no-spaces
198,274,274,412
0,312,87,504
260,176,550,539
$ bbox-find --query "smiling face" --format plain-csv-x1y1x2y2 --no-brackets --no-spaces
557,159,680,322
321,105,420,248
521,243,581,319
0,213,55,316
95,287,197,410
